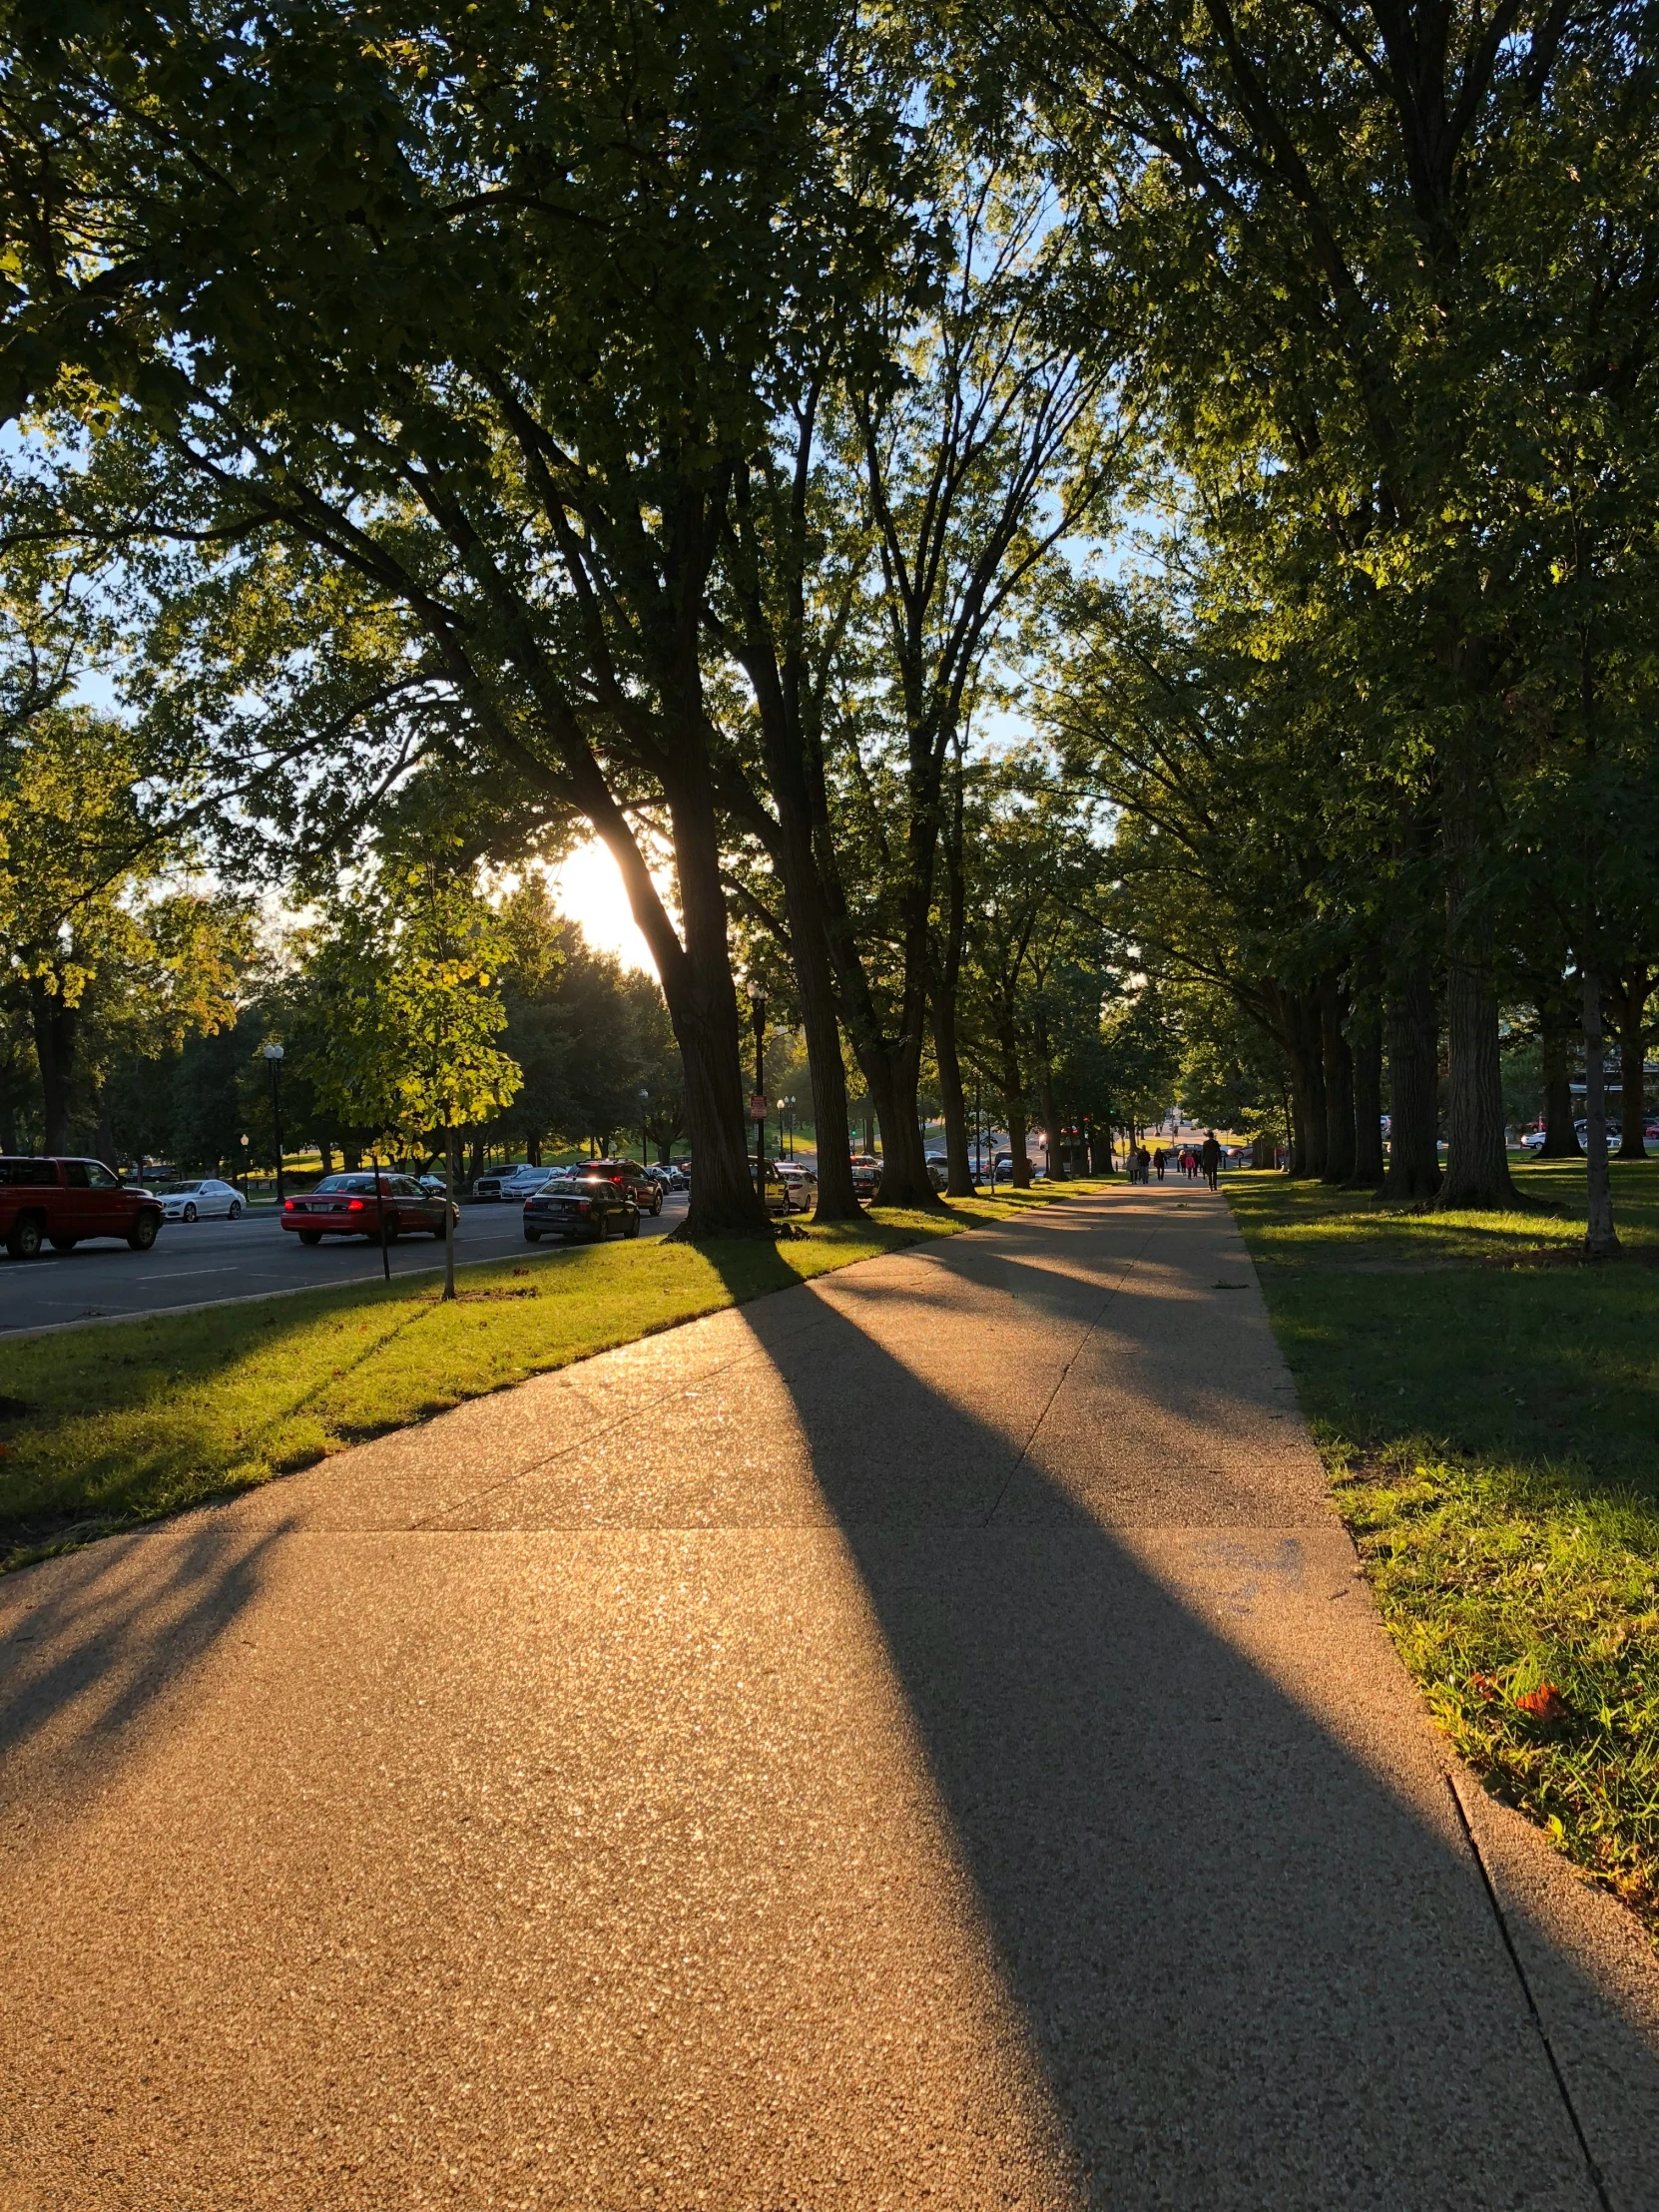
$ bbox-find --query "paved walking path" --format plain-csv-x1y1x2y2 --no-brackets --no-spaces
4,1185,1659,2209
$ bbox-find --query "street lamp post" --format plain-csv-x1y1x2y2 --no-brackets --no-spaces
239,1131,250,1199
263,1043,285,1208
639,1087,650,1165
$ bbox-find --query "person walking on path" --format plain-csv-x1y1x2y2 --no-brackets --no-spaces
1154,1148,1167,1182
1201,1131,1221,1191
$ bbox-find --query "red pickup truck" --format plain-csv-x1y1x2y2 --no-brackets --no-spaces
0,1157,164,1260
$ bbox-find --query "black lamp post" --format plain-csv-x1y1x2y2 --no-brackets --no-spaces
263,1043,285,1207
746,981,767,1191
639,1087,650,1164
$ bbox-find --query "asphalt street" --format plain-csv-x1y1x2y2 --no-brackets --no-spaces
0,1191,688,1335
4,1186,1658,2207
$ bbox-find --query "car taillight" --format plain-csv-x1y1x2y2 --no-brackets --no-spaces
346,1198,365,1213
282,1199,294,1211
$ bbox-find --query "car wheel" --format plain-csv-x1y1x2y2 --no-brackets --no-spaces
183,1202,198,1222
49,1235,77,1252
228,1200,243,1221
126,1213,160,1252
525,1230,542,1243
6,1216,43,1260
297,1229,322,1246
650,1187,663,1216
625,1210,641,1239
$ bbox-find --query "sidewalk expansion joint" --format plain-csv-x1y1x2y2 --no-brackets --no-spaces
1445,1772,1614,2212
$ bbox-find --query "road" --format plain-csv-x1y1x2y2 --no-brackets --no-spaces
3,1185,1658,2207
0,1191,688,1335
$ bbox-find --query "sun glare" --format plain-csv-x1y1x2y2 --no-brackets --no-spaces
547,836,663,976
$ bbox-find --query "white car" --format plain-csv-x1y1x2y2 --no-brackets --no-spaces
776,1164,817,1213
158,1177,245,1222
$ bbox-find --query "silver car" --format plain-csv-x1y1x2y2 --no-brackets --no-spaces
158,1177,246,1222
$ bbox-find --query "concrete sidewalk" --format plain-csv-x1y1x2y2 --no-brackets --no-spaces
3,1185,1658,2208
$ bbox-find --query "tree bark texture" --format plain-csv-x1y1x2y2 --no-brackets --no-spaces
28,979,77,1157
1384,964,1441,1202
1581,968,1620,1258
1538,995,1582,1156
1282,991,1326,1178
1438,952,1514,1209
1319,977,1356,1185
599,767,766,1239
1349,1006,1384,1186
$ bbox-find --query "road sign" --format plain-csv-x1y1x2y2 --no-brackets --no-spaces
749,1094,768,1122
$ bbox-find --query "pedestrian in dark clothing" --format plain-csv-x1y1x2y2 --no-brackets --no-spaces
1154,1147,1166,1182
1201,1132,1221,1191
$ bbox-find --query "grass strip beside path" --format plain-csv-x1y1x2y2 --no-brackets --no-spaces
0,1184,1101,1572
1228,1161,1659,1932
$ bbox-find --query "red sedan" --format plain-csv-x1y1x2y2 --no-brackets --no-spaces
281,1171,457,1246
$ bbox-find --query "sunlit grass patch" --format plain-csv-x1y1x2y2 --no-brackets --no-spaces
1229,1161,1659,1935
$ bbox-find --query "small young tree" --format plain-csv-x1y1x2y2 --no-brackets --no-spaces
304,859,521,1298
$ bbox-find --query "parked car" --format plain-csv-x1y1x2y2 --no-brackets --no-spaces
776,1164,817,1213
1520,1129,1548,1151
646,1162,690,1193
589,1158,664,1215
924,1155,949,1191
158,1177,246,1222
760,1162,793,1219
470,1164,535,1202
1,1156,164,1259
848,1153,881,1198
415,1174,452,1198
280,1172,457,1245
523,1172,641,1243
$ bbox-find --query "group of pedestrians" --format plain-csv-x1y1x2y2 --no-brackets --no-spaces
1125,1133,1223,1191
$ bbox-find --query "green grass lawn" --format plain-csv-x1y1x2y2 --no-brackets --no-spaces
0,1181,1102,1573
1228,1158,1659,1929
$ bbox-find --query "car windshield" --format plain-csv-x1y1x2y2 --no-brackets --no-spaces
161,1183,203,1195
313,1174,380,1195
547,1177,599,1193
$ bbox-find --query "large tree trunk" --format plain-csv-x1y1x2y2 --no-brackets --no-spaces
752,750,860,1223
1538,994,1582,1156
1438,956,1515,1209
1320,977,1356,1184
1384,964,1441,1201
594,767,765,1238
1606,968,1650,1161
28,978,77,1156
1349,1004,1384,1187
1581,967,1619,1259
